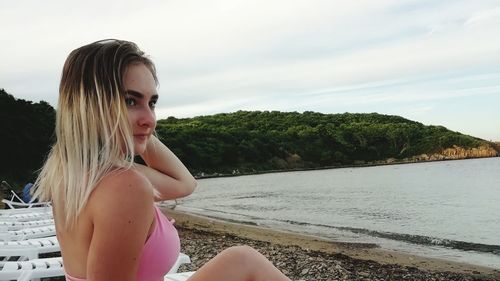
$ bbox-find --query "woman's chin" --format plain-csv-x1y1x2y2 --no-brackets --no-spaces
133,145,147,156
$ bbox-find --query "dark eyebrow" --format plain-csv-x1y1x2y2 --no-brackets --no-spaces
125,90,159,100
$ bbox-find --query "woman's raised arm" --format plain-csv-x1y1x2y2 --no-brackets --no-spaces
135,135,197,200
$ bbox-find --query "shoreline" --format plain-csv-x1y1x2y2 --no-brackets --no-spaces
162,207,500,280
194,155,499,179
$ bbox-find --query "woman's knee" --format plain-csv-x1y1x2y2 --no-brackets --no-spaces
191,246,274,281
220,245,263,264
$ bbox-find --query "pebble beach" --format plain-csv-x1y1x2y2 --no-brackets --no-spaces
40,207,500,280
166,208,500,281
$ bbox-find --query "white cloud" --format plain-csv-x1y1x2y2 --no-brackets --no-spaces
465,6,500,27
1,0,500,139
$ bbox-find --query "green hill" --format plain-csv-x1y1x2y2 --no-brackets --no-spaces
156,110,497,176
0,89,55,187
1,89,497,187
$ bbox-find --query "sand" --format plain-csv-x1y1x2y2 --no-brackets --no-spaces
162,208,500,281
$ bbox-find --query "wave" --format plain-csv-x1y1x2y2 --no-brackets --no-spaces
178,206,500,255
281,220,500,255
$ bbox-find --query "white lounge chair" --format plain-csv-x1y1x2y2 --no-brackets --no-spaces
0,225,56,241
1,199,50,209
164,271,195,281
0,257,64,281
1,188,50,209
0,253,193,281
0,206,52,216
0,219,54,231
0,211,53,222
0,236,59,261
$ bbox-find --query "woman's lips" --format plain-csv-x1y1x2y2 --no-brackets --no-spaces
134,134,148,141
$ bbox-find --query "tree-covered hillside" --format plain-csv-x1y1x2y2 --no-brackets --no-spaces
1,89,496,188
156,110,492,175
0,89,56,187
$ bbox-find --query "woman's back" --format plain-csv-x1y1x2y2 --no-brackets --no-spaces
54,202,93,278
56,169,159,280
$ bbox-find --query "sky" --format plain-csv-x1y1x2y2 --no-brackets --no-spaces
1,0,500,141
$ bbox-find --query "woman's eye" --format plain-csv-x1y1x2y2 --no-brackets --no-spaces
125,98,136,106
149,100,157,109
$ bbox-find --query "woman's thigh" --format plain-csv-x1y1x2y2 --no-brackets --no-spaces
186,245,289,281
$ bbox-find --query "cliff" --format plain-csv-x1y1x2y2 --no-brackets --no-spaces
410,144,498,162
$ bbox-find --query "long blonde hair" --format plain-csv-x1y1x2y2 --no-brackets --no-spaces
33,39,158,228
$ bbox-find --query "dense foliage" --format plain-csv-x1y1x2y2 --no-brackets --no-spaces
156,110,485,175
0,89,56,187
1,88,489,187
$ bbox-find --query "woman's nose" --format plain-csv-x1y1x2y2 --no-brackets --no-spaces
138,107,156,128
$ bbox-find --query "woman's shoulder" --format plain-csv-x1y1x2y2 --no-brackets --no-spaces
87,168,155,216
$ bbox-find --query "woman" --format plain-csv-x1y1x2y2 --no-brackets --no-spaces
34,39,291,281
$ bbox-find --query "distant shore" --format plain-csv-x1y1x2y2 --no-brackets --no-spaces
194,155,499,179
162,208,500,281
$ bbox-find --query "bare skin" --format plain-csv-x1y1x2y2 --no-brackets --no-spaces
57,62,291,281
187,246,291,281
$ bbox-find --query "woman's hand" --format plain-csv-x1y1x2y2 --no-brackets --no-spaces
134,136,197,200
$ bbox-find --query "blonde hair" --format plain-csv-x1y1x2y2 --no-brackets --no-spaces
33,39,158,228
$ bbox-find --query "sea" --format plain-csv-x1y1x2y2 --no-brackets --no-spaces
176,157,500,269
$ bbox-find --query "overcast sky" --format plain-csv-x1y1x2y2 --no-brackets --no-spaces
1,0,500,140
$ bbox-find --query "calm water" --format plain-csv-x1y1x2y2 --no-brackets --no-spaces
177,157,500,269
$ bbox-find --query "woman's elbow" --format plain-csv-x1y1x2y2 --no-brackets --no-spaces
180,178,197,197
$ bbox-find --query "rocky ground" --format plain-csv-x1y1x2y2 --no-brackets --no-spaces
39,207,500,281
177,227,498,281
40,226,499,281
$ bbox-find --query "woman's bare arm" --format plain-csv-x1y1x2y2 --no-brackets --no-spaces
135,135,197,200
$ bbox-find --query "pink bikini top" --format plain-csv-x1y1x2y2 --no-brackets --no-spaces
65,206,180,281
